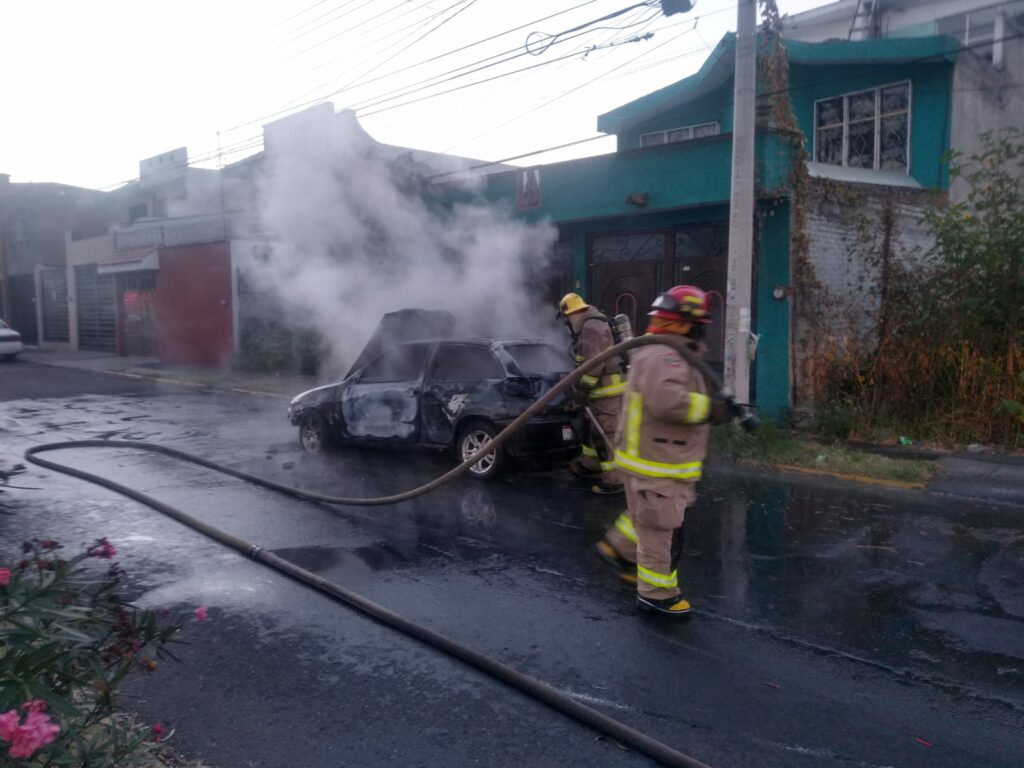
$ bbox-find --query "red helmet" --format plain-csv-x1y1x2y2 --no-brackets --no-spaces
648,285,712,323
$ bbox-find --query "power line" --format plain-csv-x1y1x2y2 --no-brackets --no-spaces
402,4,657,139
93,29,1024,191
223,0,608,134
272,1,457,114
348,7,662,113
276,0,335,29
357,1,733,131
355,32,655,117
282,0,438,62
437,11,691,150
330,0,483,100
275,0,368,46
459,26,704,149
429,135,613,180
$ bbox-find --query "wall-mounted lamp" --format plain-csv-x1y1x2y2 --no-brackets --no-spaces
772,285,789,301
625,192,649,207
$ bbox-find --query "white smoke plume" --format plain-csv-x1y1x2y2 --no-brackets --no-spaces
241,110,562,377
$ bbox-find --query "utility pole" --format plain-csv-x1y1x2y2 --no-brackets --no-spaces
723,0,757,403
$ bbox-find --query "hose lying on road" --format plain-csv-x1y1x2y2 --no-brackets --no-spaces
24,334,723,768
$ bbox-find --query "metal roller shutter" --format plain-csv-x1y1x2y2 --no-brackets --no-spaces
75,265,116,352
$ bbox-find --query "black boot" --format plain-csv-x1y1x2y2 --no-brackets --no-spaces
637,594,692,616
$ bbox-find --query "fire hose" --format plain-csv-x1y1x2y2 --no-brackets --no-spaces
24,334,758,768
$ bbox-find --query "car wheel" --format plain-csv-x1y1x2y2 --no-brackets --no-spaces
299,412,329,454
457,421,503,480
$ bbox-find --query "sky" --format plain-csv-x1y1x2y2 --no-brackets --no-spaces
0,0,831,190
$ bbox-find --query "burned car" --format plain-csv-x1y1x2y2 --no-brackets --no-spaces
288,310,580,479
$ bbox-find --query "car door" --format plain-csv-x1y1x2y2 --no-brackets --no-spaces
420,343,506,446
339,342,432,443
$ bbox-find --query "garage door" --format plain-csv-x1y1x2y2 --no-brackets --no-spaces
75,265,116,352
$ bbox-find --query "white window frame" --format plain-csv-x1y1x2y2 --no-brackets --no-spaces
812,81,912,174
640,121,720,148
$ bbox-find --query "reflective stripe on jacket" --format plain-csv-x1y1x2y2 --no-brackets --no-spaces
613,339,710,481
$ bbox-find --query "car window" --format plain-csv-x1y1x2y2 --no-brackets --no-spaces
0,320,8,329
505,344,572,375
429,344,503,380
359,343,431,383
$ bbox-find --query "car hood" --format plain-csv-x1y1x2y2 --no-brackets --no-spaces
289,383,337,407
346,309,455,378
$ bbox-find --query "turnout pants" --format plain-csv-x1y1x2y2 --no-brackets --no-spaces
603,475,697,600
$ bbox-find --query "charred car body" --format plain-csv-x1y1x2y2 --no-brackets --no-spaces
288,310,580,478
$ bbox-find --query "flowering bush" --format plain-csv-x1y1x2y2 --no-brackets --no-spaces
0,538,181,766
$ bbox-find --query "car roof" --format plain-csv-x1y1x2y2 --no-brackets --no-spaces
396,337,550,347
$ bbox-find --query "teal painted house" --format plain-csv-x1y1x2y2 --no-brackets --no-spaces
466,23,1019,419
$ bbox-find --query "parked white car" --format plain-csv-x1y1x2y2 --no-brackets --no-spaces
0,319,24,359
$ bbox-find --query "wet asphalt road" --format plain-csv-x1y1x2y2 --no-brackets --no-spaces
2,359,1023,768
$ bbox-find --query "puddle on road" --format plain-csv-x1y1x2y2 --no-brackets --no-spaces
681,473,1024,701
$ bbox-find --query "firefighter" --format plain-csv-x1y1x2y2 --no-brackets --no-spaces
558,292,626,495
594,285,729,617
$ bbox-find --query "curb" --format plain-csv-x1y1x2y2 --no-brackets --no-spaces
772,463,928,491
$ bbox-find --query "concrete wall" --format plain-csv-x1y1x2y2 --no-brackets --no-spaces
950,38,1024,201
65,233,114,350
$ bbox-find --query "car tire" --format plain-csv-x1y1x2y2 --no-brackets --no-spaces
456,420,504,481
298,412,330,454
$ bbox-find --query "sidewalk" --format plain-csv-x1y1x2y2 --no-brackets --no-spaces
18,348,320,399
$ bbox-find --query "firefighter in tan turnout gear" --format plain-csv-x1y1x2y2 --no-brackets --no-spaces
558,293,625,495
596,285,729,617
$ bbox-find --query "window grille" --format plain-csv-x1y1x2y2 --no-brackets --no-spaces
814,82,909,173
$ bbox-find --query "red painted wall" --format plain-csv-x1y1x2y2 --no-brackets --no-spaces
155,242,233,368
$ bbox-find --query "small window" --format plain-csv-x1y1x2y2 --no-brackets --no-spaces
128,203,148,222
640,121,719,148
429,345,503,380
639,132,667,148
360,344,431,383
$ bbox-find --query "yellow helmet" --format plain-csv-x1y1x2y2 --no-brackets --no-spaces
558,293,590,317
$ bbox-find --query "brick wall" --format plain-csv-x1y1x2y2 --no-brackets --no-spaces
793,178,935,404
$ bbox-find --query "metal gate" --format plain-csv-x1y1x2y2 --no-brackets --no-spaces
75,265,116,352
40,267,70,342
589,223,728,365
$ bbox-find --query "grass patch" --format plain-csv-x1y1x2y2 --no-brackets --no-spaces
711,423,937,486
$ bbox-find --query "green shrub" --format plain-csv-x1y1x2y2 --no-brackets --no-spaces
1,538,182,766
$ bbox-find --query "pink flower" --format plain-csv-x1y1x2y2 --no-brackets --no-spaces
88,539,117,560
0,568,9,587
151,722,165,743
194,606,208,622
0,710,19,741
0,705,60,759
